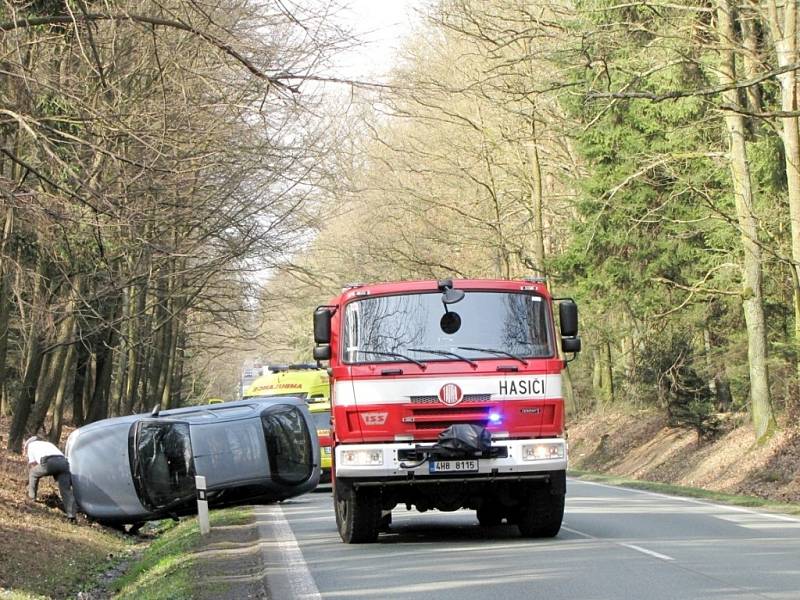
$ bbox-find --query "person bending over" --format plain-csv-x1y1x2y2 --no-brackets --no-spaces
24,436,77,522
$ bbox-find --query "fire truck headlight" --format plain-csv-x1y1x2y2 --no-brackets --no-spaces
341,449,384,466
522,443,564,461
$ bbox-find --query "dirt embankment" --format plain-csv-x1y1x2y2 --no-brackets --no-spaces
567,409,800,503
0,417,131,599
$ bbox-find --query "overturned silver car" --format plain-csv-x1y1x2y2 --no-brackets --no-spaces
66,397,320,526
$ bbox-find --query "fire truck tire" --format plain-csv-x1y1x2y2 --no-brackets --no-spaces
477,505,503,527
335,485,381,543
517,486,564,538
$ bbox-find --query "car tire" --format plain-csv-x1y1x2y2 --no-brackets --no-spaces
517,485,564,538
334,484,381,543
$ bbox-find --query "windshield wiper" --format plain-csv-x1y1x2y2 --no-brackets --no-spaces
352,349,426,369
407,348,478,367
456,346,528,365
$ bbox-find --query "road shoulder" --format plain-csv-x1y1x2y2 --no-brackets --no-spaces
191,507,268,600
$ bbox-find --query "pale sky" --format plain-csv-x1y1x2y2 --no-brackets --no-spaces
334,0,427,81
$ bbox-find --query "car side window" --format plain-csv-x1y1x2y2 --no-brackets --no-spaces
260,405,313,485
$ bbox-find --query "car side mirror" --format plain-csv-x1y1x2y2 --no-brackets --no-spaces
314,307,332,344
559,301,579,338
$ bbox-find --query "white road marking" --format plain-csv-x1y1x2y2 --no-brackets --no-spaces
619,543,674,561
561,525,593,538
712,514,800,529
563,525,674,561
570,478,800,523
255,504,322,600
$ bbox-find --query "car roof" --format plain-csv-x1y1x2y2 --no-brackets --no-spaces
74,396,307,432
153,396,307,422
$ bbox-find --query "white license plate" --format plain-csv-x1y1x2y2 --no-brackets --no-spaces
429,459,478,473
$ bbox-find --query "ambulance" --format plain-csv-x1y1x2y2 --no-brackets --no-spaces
244,364,332,479
243,364,329,401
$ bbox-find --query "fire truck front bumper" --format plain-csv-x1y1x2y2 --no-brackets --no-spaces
334,438,567,480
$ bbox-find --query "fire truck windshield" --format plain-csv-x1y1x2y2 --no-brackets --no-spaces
342,291,553,364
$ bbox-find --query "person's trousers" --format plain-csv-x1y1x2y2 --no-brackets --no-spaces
28,455,76,518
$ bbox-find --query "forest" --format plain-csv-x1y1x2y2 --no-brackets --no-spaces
2,0,799,451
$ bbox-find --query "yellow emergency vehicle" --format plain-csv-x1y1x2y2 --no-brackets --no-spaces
308,400,332,481
243,364,329,401
244,364,331,480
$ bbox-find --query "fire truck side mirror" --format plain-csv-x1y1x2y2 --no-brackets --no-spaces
561,336,581,353
314,307,332,344
313,344,331,361
559,301,579,338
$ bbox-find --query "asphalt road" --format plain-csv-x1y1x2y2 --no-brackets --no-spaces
253,479,800,599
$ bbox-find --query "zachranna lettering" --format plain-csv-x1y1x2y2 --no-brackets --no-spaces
498,379,544,395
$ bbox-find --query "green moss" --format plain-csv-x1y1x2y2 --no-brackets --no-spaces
0,591,50,600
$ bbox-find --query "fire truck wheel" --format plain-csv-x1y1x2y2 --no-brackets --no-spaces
379,510,393,532
476,504,503,527
335,485,381,543
517,486,565,538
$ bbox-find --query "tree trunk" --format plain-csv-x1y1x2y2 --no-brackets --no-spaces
740,13,763,116
7,333,44,452
49,338,77,443
72,344,89,427
764,0,800,381
86,300,121,424
7,255,48,452
717,0,776,442
161,309,180,410
172,317,188,408
0,206,15,411
600,341,614,406
111,287,131,417
123,281,148,414
86,342,114,424
147,273,168,409
592,347,603,407
525,120,546,277
82,354,96,423
26,348,61,435
562,366,576,415
28,277,81,435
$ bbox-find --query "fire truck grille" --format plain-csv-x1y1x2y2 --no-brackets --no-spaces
408,406,492,430
409,394,491,404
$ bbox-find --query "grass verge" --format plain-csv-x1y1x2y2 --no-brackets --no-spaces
569,469,800,516
112,507,253,600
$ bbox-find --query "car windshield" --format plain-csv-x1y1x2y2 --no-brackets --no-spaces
131,421,195,511
260,405,313,485
342,291,553,363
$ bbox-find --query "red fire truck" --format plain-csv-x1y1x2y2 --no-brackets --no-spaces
312,278,580,543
